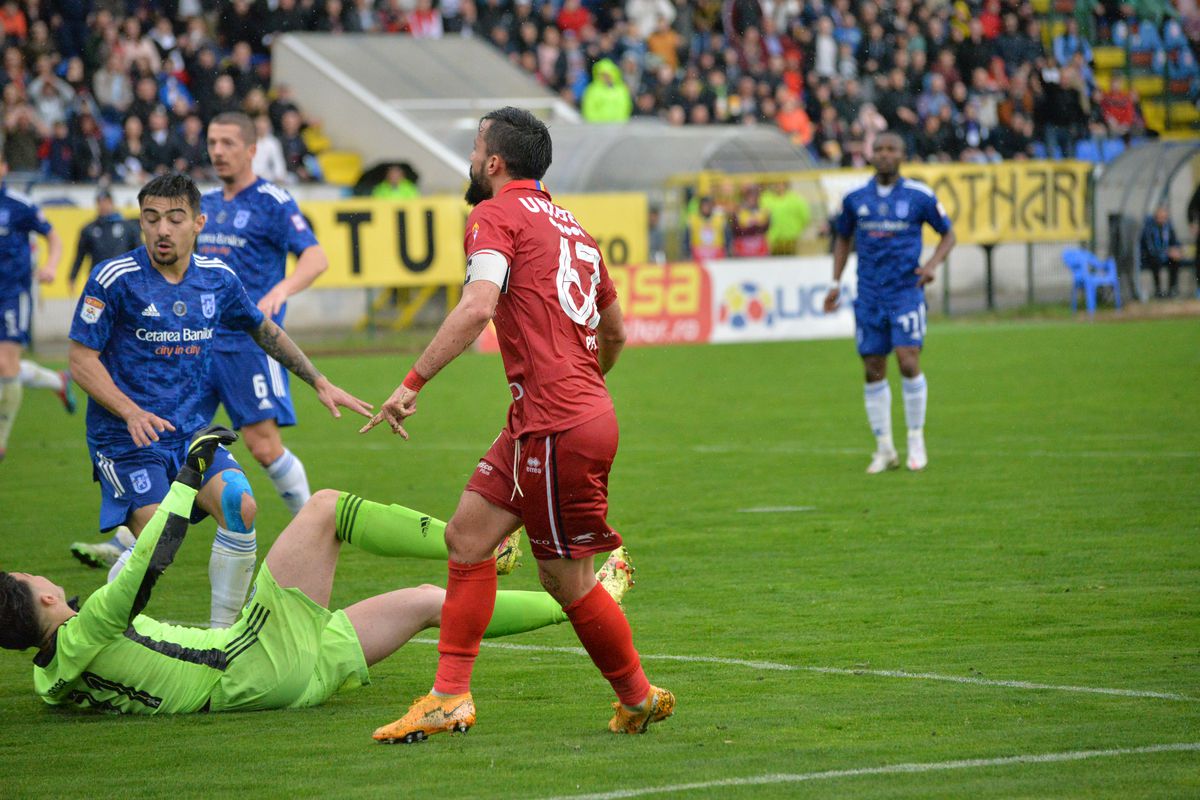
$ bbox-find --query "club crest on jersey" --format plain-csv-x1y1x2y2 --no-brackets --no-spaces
173,301,187,317
895,200,910,218
201,293,216,319
130,469,152,495
80,295,105,324
234,210,251,229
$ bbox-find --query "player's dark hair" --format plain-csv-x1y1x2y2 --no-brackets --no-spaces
138,172,202,215
0,572,42,651
480,107,552,181
210,111,256,146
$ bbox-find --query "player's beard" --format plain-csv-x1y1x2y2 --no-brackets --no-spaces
464,163,492,206
152,241,180,268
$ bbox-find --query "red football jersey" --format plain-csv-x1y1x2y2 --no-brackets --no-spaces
465,180,618,438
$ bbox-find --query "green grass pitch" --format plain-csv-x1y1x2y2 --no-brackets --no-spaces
1,316,1197,799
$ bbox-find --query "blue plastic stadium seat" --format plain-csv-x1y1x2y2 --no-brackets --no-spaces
1063,248,1122,315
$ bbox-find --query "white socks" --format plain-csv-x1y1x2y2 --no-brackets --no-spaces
902,373,927,433
0,375,22,451
209,527,257,628
863,379,894,454
266,447,310,516
19,360,62,390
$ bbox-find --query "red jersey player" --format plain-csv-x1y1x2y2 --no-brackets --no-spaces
361,107,674,743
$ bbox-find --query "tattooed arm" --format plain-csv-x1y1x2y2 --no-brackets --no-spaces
249,319,372,418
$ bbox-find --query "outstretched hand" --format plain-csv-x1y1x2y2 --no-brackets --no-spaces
315,377,373,419
359,384,419,439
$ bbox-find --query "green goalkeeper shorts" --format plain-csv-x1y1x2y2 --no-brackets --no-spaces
209,563,370,712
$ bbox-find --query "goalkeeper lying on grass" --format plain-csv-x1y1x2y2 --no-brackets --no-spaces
0,426,633,715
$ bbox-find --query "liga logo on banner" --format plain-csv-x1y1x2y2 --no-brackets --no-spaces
708,256,857,344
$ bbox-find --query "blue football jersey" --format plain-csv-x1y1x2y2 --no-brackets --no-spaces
69,246,265,456
197,179,318,353
0,185,52,296
835,177,951,301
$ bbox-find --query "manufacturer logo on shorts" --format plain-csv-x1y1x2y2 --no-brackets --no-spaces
257,397,273,410
525,457,542,475
141,303,160,317
201,293,216,319
130,469,152,495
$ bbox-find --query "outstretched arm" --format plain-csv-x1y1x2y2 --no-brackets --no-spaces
249,318,372,419
360,280,500,437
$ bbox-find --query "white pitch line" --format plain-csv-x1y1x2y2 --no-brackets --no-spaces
537,742,1200,800
737,506,816,513
410,639,1197,702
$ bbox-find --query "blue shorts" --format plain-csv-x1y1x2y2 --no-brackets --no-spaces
90,441,242,531
854,291,927,357
211,349,297,430
0,289,31,345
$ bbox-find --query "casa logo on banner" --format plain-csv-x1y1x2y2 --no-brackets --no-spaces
608,262,711,346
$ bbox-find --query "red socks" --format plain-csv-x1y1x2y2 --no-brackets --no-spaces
433,558,497,695
565,583,650,707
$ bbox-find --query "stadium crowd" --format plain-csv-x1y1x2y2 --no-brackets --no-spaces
0,0,1197,182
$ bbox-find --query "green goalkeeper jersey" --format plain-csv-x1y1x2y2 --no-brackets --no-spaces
32,481,238,714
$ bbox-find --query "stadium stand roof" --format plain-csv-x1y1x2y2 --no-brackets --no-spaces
272,34,815,194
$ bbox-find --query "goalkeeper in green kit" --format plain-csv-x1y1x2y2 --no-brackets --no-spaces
0,426,634,715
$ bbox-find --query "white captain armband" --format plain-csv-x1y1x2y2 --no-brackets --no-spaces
465,249,510,291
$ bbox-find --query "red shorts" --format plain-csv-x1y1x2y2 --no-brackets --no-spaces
465,409,623,560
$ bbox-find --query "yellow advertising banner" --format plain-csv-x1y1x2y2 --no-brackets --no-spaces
39,192,648,299
878,161,1091,245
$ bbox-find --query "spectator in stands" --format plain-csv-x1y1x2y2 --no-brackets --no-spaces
70,111,109,182
177,113,211,180
251,113,288,183
269,0,311,41
219,0,269,50
1189,184,1200,299
28,58,74,128
205,73,242,122
557,0,594,36
3,97,44,174
582,57,633,123
372,163,421,199
760,180,810,256
127,76,160,126
279,107,315,182
729,184,771,258
876,68,919,150
684,195,729,260
409,0,445,38
111,114,148,185
1054,18,1095,67
988,111,1035,159
1099,75,1142,136
1140,204,1184,298
40,120,73,182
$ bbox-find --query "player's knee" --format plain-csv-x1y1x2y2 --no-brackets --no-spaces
219,470,256,533
305,488,340,525
417,584,446,627
244,434,280,467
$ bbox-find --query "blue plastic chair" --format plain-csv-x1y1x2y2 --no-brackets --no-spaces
1063,248,1122,315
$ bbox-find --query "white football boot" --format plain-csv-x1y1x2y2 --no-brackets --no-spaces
866,449,900,474
906,431,928,471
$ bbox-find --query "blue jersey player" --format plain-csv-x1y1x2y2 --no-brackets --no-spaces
0,158,65,462
198,112,329,516
67,174,371,628
824,133,957,473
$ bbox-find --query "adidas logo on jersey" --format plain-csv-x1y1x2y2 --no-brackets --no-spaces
141,303,161,317
857,204,870,216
